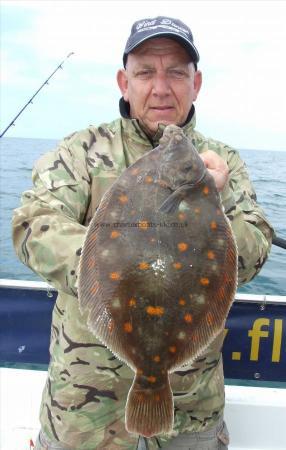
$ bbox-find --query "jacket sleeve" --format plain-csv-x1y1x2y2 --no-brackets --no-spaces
12,137,91,297
220,148,274,286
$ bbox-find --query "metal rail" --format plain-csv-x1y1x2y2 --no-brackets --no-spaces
1,278,285,305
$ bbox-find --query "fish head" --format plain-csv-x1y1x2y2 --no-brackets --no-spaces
158,125,206,190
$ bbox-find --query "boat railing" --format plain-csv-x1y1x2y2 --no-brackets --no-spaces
1,278,286,304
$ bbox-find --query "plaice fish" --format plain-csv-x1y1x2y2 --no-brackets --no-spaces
78,124,238,437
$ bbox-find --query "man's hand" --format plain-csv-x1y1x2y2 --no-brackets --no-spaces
200,150,229,192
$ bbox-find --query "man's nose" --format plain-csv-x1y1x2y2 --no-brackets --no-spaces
151,73,171,96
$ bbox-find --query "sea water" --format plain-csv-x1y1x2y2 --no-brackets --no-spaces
0,136,285,295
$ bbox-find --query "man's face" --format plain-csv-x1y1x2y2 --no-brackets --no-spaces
117,38,202,136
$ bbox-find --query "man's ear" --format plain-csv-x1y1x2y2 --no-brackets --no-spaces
193,70,202,102
117,69,129,102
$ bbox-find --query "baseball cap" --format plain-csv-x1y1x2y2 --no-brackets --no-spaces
123,16,200,67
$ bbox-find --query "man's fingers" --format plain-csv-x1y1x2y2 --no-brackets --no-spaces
200,151,229,191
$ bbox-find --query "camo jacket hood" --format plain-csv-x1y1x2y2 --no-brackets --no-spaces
12,114,273,449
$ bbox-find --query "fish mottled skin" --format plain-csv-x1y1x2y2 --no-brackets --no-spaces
78,124,238,437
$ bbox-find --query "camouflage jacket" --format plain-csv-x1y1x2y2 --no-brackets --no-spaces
12,113,273,450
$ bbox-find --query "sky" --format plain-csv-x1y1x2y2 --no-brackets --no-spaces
1,0,286,151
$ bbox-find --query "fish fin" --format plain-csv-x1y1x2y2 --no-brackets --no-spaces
159,185,194,214
159,191,182,214
171,222,238,370
125,372,173,437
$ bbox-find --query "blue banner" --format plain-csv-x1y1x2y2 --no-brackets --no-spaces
0,285,285,382
223,301,286,382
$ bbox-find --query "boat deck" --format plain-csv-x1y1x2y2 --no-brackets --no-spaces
1,367,286,450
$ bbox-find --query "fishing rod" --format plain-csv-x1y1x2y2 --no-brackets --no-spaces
0,52,74,139
273,235,286,250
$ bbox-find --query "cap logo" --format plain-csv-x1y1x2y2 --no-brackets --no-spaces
136,19,156,30
135,18,190,38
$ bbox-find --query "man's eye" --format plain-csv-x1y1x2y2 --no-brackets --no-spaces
136,70,153,79
169,70,187,79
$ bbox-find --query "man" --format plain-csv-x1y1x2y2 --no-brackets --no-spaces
12,16,273,450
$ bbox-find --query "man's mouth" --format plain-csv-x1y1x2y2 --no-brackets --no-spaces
150,106,174,111
149,106,176,118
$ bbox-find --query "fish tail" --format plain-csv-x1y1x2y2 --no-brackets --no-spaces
125,372,173,437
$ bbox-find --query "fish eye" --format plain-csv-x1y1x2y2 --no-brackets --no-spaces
182,165,193,172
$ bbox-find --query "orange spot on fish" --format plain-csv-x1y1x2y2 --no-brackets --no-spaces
87,257,96,269
223,273,230,282
192,333,199,342
137,393,144,402
118,194,128,204
139,261,150,270
108,319,114,332
155,394,161,401
169,346,177,353
123,322,133,333
177,242,188,252
137,369,143,375
110,230,120,239
207,250,215,260
216,208,222,216
200,277,210,286
179,298,186,306
128,298,136,307
184,313,193,323
173,262,182,270
147,375,156,383
203,186,209,195
131,168,140,176
90,284,98,295
194,207,201,214
178,212,186,221
150,237,156,243
153,355,161,362
207,312,214,325
146,306,165,316
210,221,217,230
145,176,153,184
109,272,120,281
139,220,149,230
